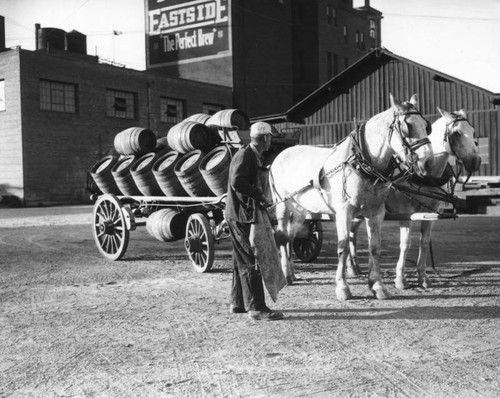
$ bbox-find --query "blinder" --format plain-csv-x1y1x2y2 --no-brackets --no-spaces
388,109,432,175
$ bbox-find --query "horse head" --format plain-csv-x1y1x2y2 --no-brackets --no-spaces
388,93,434,177
433,108,482,174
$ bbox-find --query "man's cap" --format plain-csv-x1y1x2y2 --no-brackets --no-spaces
250,122,273,138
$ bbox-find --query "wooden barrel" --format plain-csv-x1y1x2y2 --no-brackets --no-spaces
185,113,211,124
185,113,222,147
114,127,157,156
152,151,188,196
111,155,142,196
166,121,214,154
206,109,250,130
90,155,121,195
174,150,213,197
146,209,188,242
130,152,164,196
199,146,234,196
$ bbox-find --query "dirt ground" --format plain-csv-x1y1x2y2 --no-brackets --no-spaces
1,215,499,397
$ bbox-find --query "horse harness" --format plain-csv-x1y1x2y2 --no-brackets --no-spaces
270,110,432,209
393,114,476,212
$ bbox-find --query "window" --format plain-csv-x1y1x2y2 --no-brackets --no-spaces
106,89,136,119
355,30,360,48
160,97,185,123
0,80,5,111
326,6,336,26
40,79,77,113
478,137,489,165
344,57,349,69
370,20,376,39
343,25,348,43
202,103,224,115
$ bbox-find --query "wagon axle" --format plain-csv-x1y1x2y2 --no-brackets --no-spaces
98,219,115,236
185,235,202,253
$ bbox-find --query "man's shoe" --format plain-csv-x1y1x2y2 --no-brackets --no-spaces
248,308,284,321
229,304,247,314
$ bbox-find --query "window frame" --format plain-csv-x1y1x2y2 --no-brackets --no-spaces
39,79,78,113
106,88,137,119
202,103,224,116
160,96,186,124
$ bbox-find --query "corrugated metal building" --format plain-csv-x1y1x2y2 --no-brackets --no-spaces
255,48,500,177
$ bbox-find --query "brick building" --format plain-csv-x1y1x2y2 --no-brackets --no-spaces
146,0,382,117
0,40,231,205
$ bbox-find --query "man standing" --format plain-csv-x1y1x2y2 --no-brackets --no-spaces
225,122,284,321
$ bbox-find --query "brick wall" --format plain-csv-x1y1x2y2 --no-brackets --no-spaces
0,48,231,205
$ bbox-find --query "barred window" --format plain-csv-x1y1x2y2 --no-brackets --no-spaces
106,89,136,119
40,79,77,113
160,97,185,123
202,103,224,116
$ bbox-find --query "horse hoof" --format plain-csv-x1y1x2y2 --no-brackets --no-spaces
287,277,294,285
336,286,352,301
419,277,431,289
395,278,409,290
372,282,391,300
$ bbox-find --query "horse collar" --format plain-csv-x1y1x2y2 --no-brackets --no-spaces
349,124,395,182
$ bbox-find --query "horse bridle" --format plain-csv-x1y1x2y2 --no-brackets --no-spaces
388,110,432,174
444,115,476,157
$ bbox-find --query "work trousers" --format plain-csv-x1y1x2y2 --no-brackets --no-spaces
227,219,266,312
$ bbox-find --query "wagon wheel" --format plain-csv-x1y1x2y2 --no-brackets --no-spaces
92,194,130,261
185,213,215,273
293,220,323,263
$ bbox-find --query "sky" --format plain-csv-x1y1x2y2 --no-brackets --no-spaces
2,0,500,93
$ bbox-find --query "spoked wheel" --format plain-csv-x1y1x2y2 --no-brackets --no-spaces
92,194,130,260
293,220,323,263
185,213,215,273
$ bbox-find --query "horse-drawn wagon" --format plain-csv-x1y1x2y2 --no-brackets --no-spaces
88,109,312,272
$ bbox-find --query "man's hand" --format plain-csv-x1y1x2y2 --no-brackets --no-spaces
259,200,273,209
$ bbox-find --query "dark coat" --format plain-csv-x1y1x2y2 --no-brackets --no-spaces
224,145,267,224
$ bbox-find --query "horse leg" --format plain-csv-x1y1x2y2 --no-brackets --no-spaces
335,211,353,301
417,220,435,288
347,217,363,277
365,210,391,300
274,201,295,285
395,221,412,290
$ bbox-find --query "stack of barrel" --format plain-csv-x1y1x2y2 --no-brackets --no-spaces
89,108,250,242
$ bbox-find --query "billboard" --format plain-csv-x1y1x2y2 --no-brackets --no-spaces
146,0,231,67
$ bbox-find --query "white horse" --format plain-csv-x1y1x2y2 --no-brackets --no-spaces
269,94,434,300
348,108,481,289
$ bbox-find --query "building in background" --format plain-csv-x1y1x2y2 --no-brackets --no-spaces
0,21,231,205
253,48,500,213
145,0,382,117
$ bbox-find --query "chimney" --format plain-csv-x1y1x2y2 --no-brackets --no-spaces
365,0,370,7
0,16,5,51
35,23,41,50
